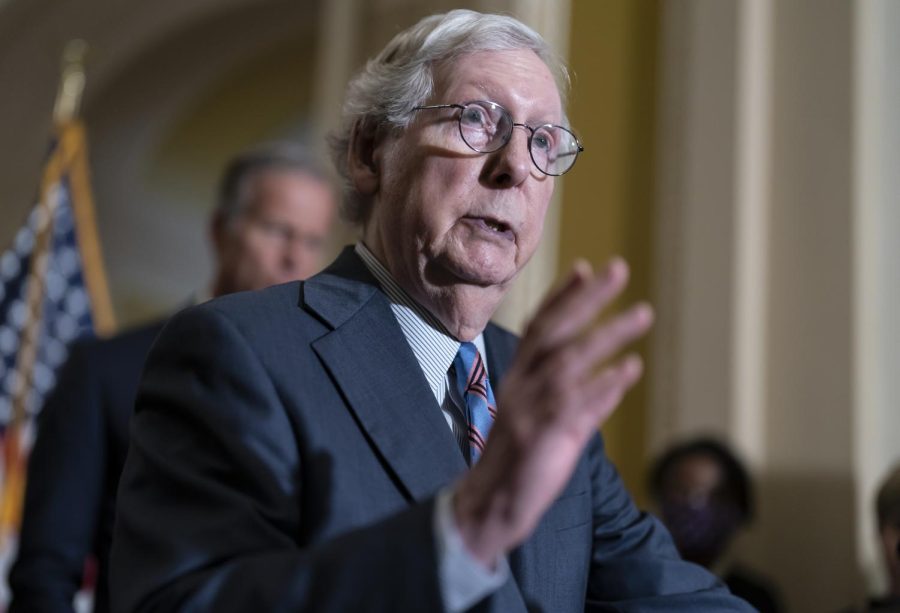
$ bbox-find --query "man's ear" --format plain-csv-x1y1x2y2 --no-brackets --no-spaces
347,118,381,197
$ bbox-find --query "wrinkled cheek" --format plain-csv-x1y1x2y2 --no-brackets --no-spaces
516,228,543,268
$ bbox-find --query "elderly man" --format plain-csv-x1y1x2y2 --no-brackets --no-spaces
9,142,336,613
110,11,751,612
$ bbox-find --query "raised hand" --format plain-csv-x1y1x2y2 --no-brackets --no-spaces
453,257,654,565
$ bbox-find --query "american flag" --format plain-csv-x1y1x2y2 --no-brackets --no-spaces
0,120,115,603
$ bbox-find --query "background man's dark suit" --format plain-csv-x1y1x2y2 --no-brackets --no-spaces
9,141,337,613
111,249,745,612
9,321,163,613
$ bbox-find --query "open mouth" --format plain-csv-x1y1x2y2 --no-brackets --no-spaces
464,216,514,240
484,218,508,233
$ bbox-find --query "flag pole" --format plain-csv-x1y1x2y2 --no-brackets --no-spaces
50,40,117,336
1,40,114,536
8,40,91,437
53,39,87,124
0,44,84,534
8,39,91,431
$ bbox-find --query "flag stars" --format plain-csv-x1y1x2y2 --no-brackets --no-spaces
1,252,19,280
14,228,34,256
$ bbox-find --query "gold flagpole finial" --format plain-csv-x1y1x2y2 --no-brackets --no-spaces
53,39,88,124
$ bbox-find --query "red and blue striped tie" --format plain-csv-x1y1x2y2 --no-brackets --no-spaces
452,342,496,464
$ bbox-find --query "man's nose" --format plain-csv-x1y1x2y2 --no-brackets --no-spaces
484,127,533,188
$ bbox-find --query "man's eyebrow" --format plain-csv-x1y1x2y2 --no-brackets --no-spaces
471,82,517,105
453,81,493,101
458,83,560,124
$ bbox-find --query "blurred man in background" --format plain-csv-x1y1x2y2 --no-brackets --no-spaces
210,144,337,295
649,437,783,613
8,142,337,613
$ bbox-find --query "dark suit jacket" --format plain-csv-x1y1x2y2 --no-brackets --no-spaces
110,248,751,612
9,320,165,613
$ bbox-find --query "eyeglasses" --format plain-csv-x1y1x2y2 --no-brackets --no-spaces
411,100,584,176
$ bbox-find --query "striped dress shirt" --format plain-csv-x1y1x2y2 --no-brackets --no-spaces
355,242,488,457
353,242,508,612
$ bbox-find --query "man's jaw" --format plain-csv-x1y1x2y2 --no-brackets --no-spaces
417,258,515,341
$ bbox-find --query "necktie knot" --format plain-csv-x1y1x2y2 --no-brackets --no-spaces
453,342,496,464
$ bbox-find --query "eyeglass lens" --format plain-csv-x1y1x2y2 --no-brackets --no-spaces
456,101,580,176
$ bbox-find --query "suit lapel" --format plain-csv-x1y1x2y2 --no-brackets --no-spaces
305,249,467,502
306,250,529,613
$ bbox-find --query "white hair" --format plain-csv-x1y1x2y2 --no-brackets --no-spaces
328,9,570,224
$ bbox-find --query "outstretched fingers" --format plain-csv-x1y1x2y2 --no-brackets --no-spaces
578,353,645,428
518,258,631,366
568,301,654,381
453,259,652,564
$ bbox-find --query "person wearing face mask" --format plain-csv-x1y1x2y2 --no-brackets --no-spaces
867,464,900,611
649,438,784,613
840,463,900,613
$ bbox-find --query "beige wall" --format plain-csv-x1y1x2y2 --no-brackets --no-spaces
560,0,660,502
761,3,857,608
651,0,900,610
854,0,900,596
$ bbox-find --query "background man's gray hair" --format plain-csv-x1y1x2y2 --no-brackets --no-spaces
329,9,570,225
216,141,332,224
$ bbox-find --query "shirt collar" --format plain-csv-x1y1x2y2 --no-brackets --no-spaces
354,242,486,403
